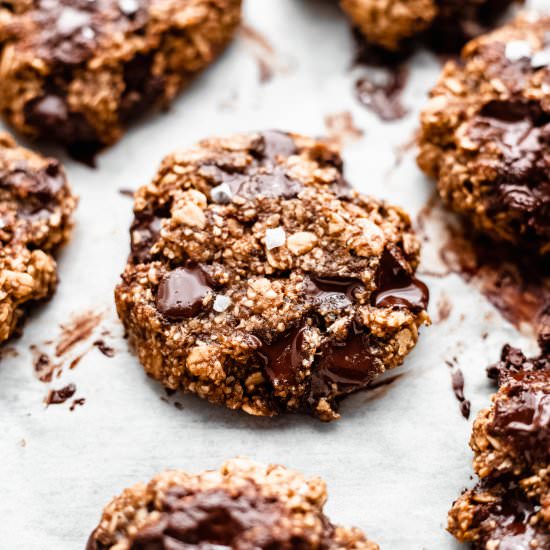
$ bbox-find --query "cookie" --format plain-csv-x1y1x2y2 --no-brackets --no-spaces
418,15,550,256
0,0,241,160
86,457,379,550
342,0,517,54
115,130,429,421
447,344,550,549
0,133,76,344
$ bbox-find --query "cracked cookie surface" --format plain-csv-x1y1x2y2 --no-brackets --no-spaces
0,132,76,344
340,0,516,53
86,457,379,550
448,344,550,549
0,0,241,159
115,130,429,421
418,14,550,256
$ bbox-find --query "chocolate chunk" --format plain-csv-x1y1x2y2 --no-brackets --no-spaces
257,326,308,387
45,383,77,405
156,266,212,320
131,488,283,549
234,166,303,200
372,249,429,311
256,130,298,162
310,323,379,399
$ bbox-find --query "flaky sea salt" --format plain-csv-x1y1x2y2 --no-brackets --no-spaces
210,183,233,204
213,295,231,313
505,40,532,62
531,49,550,69
265,227,286,250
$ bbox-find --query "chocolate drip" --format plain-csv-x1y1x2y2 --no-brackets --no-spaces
156,266,212,320
257,326,307,387
371,249,429,311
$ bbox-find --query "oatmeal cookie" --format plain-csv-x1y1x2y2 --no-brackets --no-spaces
86,457,379,550
340,0,517,53
447,344,550,548
115,130,429,421
418,14,550,256
0,0,241,160
0,132,76,344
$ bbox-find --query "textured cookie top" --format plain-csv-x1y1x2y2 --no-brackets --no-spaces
0,0,223,65
418,14,550,254
0,132,75,251
341,0,517,53
475,344,550,477
87,458,379,549
0,0,241,149
0,132,76,343
117,131,428,419
447,345,550,549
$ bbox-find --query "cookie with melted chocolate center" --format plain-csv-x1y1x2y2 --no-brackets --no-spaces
0,0,241,161
0,132,76,344
86,458,379,550
341,0,517,55
447,345,550,548
115,130,429,421
418,14,550,256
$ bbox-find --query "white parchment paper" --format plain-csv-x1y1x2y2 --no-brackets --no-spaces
1,1,547,548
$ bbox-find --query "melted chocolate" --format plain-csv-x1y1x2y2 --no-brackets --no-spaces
156,266,212,320
469,479,550,550
468,100,550,242
371,249,429,311
306,275,365,303
129,487,288,550
257,326,308,387
309,323,379,401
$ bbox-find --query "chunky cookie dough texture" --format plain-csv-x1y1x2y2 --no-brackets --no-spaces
0,133,76,344
340,0,517,52
0,0,241,155
418,15,550,256
86,458,379,550
115,131,429,421
448,345,550,549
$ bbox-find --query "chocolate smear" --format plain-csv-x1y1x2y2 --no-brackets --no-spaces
93,339,115,357
355,66,409,121
55,310,103,357
446,359,471,419
70,397,86,411
45,383,76,406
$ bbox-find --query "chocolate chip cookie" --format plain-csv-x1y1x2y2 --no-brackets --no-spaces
447,344,550,548
342,0,517,55
86,457,379,550
418,15,550,256
115,130,429,421
0,0,241,161
0,133,76,344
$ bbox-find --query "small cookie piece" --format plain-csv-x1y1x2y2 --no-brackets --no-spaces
341,0,517,53
418,15,550,256
0,1,241,158
448,345,550,548
86,457,379,550
115,131,429,421
0,133,76,344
